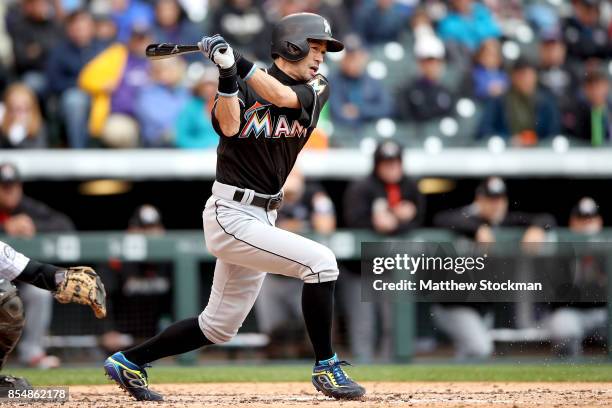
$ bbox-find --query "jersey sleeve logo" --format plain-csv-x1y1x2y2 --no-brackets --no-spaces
308,77,327,96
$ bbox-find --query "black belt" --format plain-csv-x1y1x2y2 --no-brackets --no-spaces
232,189,283,211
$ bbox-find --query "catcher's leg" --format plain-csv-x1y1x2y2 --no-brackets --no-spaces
0,279,31,391
16,284,57,367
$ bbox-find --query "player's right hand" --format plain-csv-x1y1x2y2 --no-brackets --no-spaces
201,34,235,69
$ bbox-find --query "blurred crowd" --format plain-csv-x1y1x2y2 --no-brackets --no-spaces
0,0,609,149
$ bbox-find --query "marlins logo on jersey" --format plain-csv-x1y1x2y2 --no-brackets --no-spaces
240,101,307,139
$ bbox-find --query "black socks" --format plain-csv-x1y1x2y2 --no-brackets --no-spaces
302,280,335,363
15,260,62,291
122,317,213,366
122,281,337,366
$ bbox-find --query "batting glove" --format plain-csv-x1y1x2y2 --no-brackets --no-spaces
201,34,235,70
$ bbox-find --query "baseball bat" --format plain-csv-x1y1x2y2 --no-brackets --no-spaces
146,42,203,60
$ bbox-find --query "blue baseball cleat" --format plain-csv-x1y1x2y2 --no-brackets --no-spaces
311,354,366,400
103,352,163,401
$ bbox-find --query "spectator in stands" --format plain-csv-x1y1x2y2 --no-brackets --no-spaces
484,0,523,25
353,0,413,45
437,0,501,53
210,0,268,61
397,35,454,122
255,167,336,358
304,0,350,40
46,9,105,148
478,58,560,145
135,57,189,147
538,29,578,130
546,197,607,357
268,0,349,43
562,0,610,62
343,141,424,362
93,11,118,47
464,39,508,100
79,22,153,147
569,70,611,146
328,35,393,128
5,0,62,95
0,83,47,148
432,177,553,360
152,0,200,62
110,0,154,43
0,163,74,368
176,66,219,149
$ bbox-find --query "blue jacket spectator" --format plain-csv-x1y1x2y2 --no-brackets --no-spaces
46,11,105,94
176,68,219,149
111,0,154,43
465,39,508,100
478,59,560,145
329,35,392,127
135,58,189,147
46,10,105,148
437,0,501,52
152,0,201,62
210,0,269,61
353,0,413,45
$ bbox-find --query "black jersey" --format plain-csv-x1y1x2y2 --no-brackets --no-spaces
211,63,329,194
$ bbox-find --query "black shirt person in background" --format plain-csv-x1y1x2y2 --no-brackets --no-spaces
0,163,73,238
434,176,554,243
570,70,611,146
342,140,424,363
344,140,425,235
562,0,611,62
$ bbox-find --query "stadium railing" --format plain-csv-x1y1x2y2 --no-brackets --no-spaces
2,147,612,180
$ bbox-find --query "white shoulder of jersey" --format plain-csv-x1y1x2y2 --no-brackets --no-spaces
0,240,30,281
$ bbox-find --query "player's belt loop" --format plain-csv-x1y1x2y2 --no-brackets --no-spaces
240,189,255,205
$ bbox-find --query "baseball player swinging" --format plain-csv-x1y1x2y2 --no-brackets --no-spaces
0,241,106,391
104,13,366,401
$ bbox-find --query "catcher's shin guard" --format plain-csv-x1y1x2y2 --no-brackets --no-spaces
0,279,25,370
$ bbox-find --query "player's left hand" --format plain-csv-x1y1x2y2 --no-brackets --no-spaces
54,266,107,319
201,34,235,69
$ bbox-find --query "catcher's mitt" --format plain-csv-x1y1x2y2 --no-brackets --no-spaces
54,267,107,319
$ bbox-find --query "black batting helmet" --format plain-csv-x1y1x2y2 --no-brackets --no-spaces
270,13,344,62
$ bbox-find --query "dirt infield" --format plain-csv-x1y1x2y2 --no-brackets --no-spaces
5,382,612,407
